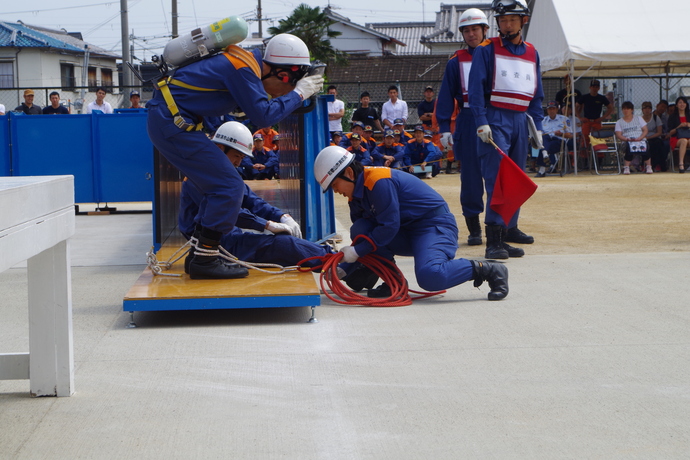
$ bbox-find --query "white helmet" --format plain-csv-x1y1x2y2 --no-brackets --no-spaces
314,146,354,192
212,121,254,158
264,34,311,67
459,8,489,30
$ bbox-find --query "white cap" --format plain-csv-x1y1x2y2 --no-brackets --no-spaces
263,34,311,67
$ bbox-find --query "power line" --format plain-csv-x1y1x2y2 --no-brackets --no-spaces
1,2,118,14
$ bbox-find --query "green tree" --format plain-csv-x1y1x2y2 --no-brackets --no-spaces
268,4,348,67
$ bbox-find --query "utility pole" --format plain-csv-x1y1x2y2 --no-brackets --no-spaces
257,0,263,38
172,0,178,38
120,0,132,88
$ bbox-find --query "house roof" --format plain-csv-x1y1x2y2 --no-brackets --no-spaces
324,7,406,48
420,2,498,47
367,22,436,55
0,20,120,59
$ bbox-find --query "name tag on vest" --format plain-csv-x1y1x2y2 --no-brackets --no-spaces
494,55,536,97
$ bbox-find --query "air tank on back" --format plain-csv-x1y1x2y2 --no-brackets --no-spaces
160,16,249,68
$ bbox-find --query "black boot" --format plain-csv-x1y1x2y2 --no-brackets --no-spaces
465,215,483,246
367,282,392,298
188,228,249,280
342,264,379,292
471,260,509,300
500,227,525,258
505,226,534,244
484,225,509,260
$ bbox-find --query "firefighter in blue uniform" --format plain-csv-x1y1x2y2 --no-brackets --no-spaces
437,8,491,247
147,34,324,279
250,133,279,179
371,129,405,167
179,122,332,274
404,125,443,178
314,146,509,301
468,0,544,259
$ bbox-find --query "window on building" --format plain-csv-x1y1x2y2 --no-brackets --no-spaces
101,68,113,91
88,67,97,91
60,63,75,92
0,61,14,88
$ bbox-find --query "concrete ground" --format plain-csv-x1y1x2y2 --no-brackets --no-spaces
1,173,690,459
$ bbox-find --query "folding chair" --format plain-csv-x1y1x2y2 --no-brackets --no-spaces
590,130,620,175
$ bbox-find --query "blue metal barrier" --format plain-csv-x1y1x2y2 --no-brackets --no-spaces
2,112,153,203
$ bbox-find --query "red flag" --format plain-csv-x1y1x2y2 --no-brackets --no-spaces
489,149,538,225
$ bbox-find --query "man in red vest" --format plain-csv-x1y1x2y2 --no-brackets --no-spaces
468,0,544,260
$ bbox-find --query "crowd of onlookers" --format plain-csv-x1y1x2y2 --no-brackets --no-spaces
0,88,145,116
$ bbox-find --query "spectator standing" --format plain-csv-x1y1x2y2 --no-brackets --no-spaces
615,101,650,175
417,86,436,129
42,92,70,115
0,103,5,115
327,85,345,136
577,79,613,146
468,0,544,260
15,89,42,114
351,91,384,132
641,101,666,171
381,85,408,129
437,7,491,246
554,74,581,114
86,87,114,114
129,90,144,109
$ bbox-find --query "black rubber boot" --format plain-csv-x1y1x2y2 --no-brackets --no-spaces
485,225,509,260
505,226,534,244
188,228,249,280
368,283,392,298
465,215,483,246
342,264,379,292
471,260,509,300
501,227,525,258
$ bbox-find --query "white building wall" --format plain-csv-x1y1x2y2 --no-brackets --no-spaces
329,23,386,56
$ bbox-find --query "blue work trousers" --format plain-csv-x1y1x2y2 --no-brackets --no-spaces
454,109,484,217
147,101,243,235
478,108,529,227
221,232,332,268
350,213,473,292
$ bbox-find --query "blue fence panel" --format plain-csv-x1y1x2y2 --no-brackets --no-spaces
10,112,96,203
94,112,153,202
0,115,9,176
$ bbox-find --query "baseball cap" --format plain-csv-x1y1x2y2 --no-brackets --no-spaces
130,90,140,97
332,131,342,137
547,101,559,108
641,101,653,109
384,129,395,137
590,79,601,87
414,125,424,132
24,89,34,96
352,121,365,129
364,125,373,131
424,85,434,91
253,133,263,141
393,130,401,135
350,133,361,140
273,134,281,141
424,130,433,138
393,118,405,125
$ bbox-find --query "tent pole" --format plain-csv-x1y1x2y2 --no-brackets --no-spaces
570,59,578,175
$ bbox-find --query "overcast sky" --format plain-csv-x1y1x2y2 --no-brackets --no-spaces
0,0,459,61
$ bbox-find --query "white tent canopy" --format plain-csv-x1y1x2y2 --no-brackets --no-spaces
528,0,690,77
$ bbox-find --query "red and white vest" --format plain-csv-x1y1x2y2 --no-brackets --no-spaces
455,49,473,109
489,37,537,112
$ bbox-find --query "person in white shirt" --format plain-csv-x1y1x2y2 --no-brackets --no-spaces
326,85,345,135
615,101,650,175
381,85,408,129
85,87,114,114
